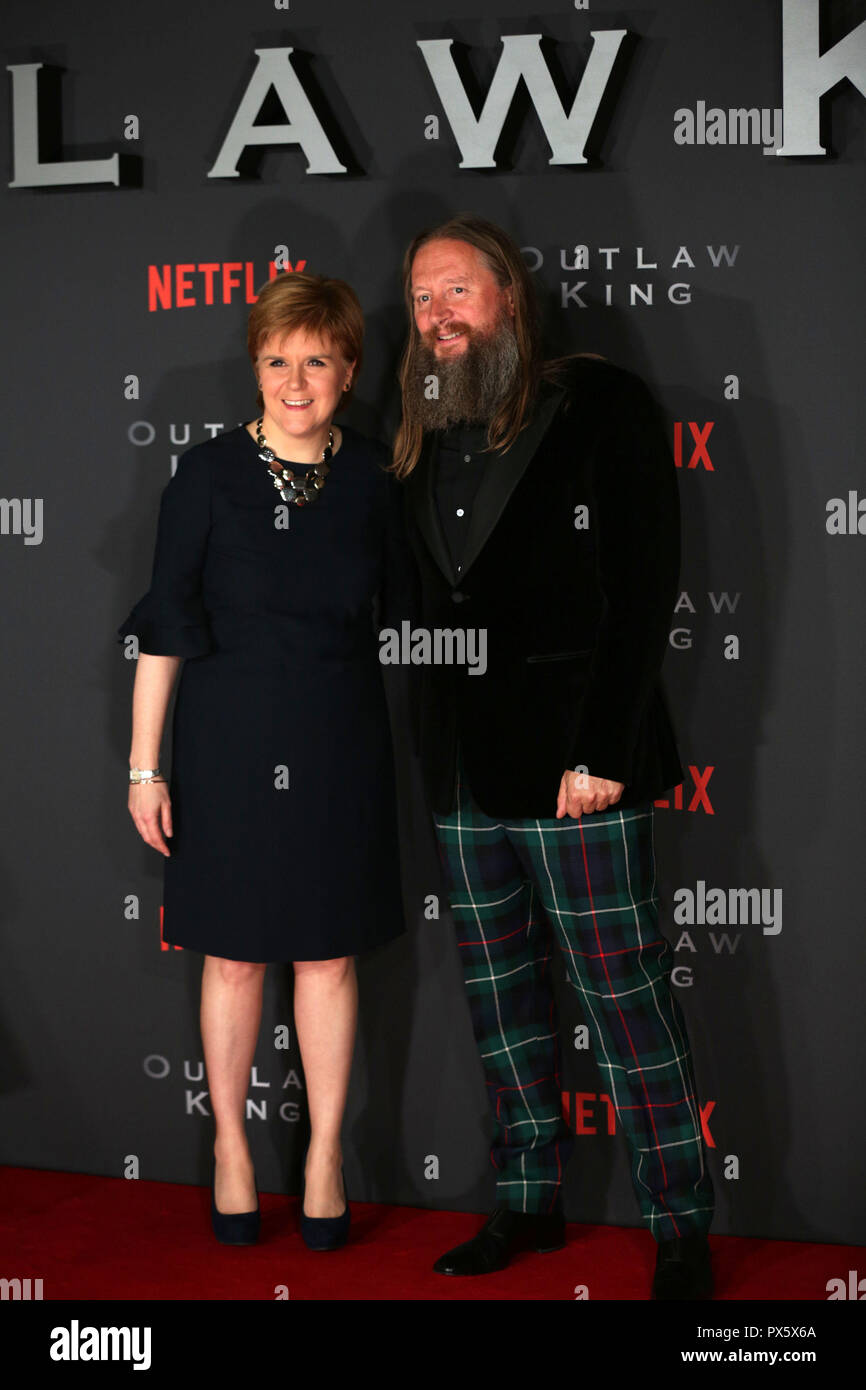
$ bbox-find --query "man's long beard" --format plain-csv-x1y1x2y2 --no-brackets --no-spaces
411,315,521,431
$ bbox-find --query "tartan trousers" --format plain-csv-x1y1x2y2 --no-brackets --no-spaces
433,753,714,1242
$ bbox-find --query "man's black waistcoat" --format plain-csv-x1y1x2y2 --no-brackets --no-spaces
402,354,685,817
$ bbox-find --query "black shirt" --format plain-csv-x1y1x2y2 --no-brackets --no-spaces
432,421,491,578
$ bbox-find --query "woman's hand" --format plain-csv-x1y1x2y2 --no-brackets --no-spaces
128,781,173,856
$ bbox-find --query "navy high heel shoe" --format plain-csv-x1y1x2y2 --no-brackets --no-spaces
211,1158,260,1246
299,1159,350,1251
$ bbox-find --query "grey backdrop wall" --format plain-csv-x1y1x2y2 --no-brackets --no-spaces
1,0,864,1245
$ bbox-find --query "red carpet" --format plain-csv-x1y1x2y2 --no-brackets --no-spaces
1,1166,861,1301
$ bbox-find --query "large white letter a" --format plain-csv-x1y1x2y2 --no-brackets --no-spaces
209,48,346,177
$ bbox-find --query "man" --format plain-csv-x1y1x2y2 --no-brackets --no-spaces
393,214,714,1299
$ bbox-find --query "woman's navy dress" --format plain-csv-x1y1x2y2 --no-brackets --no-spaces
118,423,410,963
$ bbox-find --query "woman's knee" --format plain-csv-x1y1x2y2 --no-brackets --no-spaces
205,954,267,986
293,955,354,985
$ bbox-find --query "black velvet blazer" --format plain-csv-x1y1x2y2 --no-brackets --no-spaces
402,355,685,817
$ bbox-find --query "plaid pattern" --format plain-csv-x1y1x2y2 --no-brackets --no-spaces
433,752,714,1241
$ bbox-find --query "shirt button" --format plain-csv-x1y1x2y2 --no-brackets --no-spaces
456,508,465,517
463,454,471,462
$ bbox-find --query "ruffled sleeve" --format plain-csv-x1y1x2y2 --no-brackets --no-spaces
117,447,215,658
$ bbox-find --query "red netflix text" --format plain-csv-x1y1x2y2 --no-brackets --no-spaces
674,421,714,470
562,1091,717,1147
159,905,182,952
655,766,715,814
147,259,307,311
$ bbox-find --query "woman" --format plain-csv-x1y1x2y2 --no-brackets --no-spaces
118,272,412,1249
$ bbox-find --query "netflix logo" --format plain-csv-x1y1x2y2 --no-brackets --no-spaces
147,258,306,311
562,1091,717,1147
655,766,715,814
674,421,714,470
159,906,182,952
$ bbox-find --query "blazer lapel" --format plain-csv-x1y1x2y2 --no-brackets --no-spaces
405,377,567,588
459,379,566,582
405,433,458,587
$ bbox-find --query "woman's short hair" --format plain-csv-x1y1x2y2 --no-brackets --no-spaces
247,271,364,412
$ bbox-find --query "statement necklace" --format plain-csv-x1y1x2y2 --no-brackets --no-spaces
255,417,334,507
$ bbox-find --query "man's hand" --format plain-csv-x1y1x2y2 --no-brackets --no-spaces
556,768,625,818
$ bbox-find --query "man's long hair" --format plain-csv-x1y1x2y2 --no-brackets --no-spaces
392,214,544,479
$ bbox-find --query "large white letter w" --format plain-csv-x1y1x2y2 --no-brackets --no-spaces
417,32,627,168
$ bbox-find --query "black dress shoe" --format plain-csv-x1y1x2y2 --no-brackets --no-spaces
433,1206,566,1276
652,1234,713,1300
